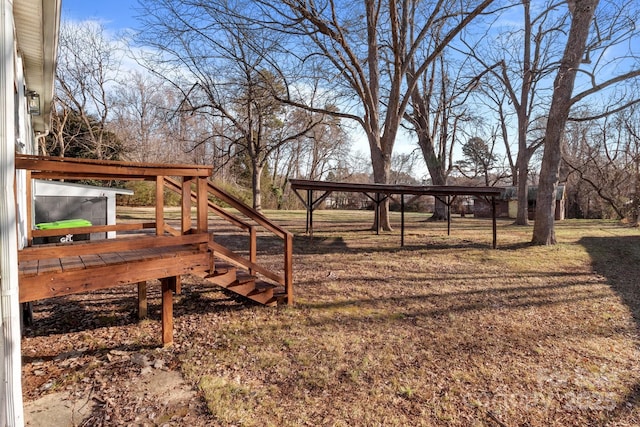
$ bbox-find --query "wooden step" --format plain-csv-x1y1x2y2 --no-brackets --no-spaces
203,267,237,287
205,261,236,277
226,272,257,295
267,291,288,307
244,280,276,305
197,260,286,306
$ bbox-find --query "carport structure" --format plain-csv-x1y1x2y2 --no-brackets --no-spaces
289,179,504,248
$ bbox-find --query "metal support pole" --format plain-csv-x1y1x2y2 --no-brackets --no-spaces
375,193,381,235
492,196,497,249
401,194,405,247
306,189,311,234
447,195,451,236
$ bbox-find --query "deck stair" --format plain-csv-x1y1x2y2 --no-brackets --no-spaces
163,177,294,307
199,261,286,306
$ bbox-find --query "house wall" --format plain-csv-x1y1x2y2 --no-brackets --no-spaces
1,2,25,424
473,198,510,218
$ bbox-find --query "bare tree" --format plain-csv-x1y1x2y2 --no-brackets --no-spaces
463,0,567,225
135,0,322,211
532,0,599,244
563,108,640,222
272,109,350,180
53,20,122,160
246,0,498,229
110,72,181,163
533,0,640,243
390,151,421,185
405,49,480,220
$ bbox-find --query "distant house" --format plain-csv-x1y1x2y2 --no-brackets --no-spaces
1,0,61,423
474,185,566,221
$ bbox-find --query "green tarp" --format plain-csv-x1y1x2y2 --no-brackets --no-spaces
35,219,92,229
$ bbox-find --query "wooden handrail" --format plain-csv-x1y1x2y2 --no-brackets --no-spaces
208,241,284,285
19,233,210,262
164,177,294,304
203,181,294,305
16,154,212,178
205,181,291,239
164,177,251,231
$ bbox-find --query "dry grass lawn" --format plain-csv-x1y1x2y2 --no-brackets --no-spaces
23,209,640,426
188,211,640,426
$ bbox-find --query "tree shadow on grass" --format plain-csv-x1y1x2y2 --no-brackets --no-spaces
292,234,510,255
579,235,640,425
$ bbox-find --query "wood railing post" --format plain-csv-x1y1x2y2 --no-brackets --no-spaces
196,177,208,234
249,226,257,275
284,233,293,305
182,177,194,234
156,176,165,236
26,170,33,246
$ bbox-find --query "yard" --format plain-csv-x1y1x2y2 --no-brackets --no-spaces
22,210,640,426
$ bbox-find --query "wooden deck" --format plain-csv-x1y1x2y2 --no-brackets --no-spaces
18,234,210,302
16,155,294,346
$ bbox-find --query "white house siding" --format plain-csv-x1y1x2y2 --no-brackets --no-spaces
1,1,61,425
1,1,25,424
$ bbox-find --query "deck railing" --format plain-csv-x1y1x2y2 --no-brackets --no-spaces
16,154,212,246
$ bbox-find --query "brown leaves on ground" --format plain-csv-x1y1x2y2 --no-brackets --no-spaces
22,213,640,426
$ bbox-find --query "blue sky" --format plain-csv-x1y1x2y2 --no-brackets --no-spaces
62,0,138,30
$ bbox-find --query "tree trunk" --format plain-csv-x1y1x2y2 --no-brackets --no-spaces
370,139,393,231
515,152,530,225
252,162,263,212
414,112,448,221
427,165,448,221
532,0,598,244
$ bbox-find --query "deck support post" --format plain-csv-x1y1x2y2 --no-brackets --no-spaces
284,233,294,305
137,281,147,319
161,276,176,346
307,189,312,234
375,193,381,235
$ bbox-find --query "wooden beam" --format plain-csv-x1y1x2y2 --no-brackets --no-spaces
161,277,175,346
19,251,209,302
26,170,32,245
285,234,294,305
137,281,147,319
16,154,212,178
182,177,194,234
171,276,181,294
196,177,208,234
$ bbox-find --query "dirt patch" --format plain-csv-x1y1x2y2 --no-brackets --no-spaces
21,277,219,426
25,391,95,427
